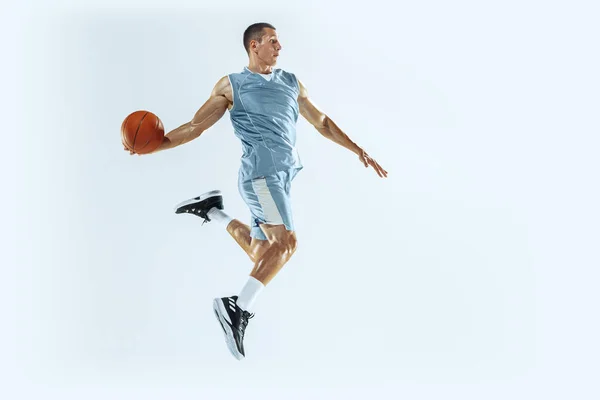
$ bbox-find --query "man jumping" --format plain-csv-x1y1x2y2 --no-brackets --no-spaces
124,22,387,360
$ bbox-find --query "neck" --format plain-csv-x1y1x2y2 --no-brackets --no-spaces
247,58,275,74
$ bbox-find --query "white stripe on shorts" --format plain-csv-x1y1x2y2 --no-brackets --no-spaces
251,178,284,225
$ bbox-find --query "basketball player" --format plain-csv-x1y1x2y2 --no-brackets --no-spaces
124,23,387,360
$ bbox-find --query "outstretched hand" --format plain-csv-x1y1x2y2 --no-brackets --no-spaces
358,148,388,178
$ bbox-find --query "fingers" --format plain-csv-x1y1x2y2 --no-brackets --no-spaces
360,152,388,177
375,161,388,178
123,144,136,155
371,161,384,177
378,164,388,178
368,158,388,178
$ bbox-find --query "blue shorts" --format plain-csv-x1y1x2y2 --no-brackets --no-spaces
238,169,299,241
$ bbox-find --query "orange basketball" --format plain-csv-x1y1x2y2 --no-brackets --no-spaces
121,111,165,154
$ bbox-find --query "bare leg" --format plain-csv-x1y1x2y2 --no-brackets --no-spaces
226,219,252,255
250,224,297,285
226,219,270,263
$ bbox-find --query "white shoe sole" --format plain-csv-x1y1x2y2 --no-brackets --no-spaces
173,190,222,212
213,298,244,360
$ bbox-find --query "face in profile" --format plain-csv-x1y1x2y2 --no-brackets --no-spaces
254,28,282,66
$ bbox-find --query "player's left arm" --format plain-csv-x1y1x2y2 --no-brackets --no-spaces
297,79,388,178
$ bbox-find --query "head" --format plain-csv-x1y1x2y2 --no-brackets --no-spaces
243,22,282,66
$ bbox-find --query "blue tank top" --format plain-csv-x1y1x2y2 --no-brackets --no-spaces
228,67,303,179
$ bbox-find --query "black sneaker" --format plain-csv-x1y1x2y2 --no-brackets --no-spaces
174,190,223,223
213,296,254,360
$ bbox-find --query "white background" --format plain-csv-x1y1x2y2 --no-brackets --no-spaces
2,0,599,398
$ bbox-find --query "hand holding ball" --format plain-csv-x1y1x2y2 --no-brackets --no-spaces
121,111,165,155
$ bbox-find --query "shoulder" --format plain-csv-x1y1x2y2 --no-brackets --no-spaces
277,68,297,80
211,75,234,106
284,72,307,98
213,75,231,93
276,69,301,91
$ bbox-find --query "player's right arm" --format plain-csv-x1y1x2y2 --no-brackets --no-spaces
146,76,232,154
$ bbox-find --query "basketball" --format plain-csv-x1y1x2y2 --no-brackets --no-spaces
121,110,165,154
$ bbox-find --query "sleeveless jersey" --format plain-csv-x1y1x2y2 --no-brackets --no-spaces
227,67,303,179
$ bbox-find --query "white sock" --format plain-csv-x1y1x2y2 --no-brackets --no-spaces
207,208,233,228
236,277,265,312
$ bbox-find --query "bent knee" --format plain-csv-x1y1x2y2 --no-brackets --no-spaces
270,232,297,256
283,232,298,256
262,224,298,256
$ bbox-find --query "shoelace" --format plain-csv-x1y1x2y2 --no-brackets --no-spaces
238,311,254,337
198,210,211,225
183,206,210,222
